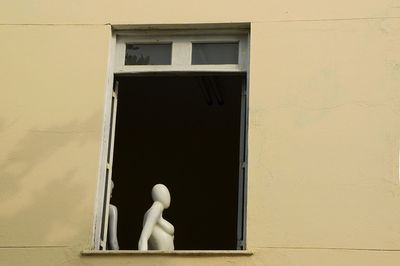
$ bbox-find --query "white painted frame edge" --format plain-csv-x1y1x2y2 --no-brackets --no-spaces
241,30,251,250
92,31,117,250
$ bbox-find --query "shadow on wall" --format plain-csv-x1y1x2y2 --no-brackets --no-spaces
0,112,102,245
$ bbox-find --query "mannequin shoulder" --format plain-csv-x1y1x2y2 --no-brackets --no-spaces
109,204,118,215
151,201,164,210
147,202,163,215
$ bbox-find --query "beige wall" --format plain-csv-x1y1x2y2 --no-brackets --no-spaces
0,25,110,248
1,1,400,265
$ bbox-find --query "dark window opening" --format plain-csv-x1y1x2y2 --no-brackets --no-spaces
110,73,245,250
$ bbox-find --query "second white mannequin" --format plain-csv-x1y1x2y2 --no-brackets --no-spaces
108,181,119,250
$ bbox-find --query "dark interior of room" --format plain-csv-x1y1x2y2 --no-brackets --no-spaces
110,73,244,250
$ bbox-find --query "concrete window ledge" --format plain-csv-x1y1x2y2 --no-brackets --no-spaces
81,250,254,256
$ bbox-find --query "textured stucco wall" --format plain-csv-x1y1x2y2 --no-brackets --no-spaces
0,24,110,251
1,1,400,265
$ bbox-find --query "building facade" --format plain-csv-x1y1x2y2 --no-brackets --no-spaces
1,1,400,265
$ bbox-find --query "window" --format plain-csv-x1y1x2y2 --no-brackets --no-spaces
94,27,249,251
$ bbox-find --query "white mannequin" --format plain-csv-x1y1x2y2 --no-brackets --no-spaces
138,184,174,251
108,181,119,250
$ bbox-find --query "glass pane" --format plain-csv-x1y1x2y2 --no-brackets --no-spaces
125,43,171,65
192,42,239,65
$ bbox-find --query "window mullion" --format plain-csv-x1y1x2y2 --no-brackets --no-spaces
171,40,191,67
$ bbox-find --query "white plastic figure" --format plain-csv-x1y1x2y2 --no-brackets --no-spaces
108,181,119,250
138,184,175,251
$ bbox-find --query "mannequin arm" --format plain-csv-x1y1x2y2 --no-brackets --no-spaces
108,204,119,250
138,202,162,250
158,216,174,235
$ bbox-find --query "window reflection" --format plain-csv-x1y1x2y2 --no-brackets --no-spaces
192,42,239,65
125,43,172,65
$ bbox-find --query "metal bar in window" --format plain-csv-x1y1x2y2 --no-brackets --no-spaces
237,76,248,250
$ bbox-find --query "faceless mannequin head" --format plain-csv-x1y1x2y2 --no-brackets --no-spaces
151,184,171,209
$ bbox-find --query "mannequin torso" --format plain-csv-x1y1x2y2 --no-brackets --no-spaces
138,184,174,251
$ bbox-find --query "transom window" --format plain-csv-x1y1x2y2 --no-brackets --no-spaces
114,32,248,73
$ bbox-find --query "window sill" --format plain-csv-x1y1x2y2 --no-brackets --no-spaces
81,250,254,256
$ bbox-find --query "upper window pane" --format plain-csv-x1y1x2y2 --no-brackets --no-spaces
125,43,172,65
192,42,239,65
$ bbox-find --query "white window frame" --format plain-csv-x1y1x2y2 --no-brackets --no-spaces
93,26,250,251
